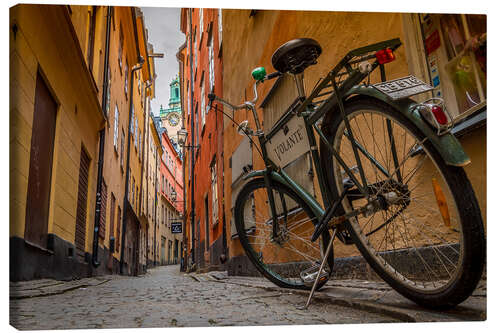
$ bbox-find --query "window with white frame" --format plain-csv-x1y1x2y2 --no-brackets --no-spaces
201,81,206,127
211,160,218,224
114,104,119,150
106,66,111,116
124,61,129,96
138,128,142,158
130,105,134,134
199,8,203,36
187,80,191,116
118,23,123,71
209,34,215,91
194,27,198,68
218,9,222,51
134,117,138,148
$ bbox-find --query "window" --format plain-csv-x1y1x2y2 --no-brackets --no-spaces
131,177,135,203
124,60,129,97
195,105,199,147
130,105,135,134
113,104,119,150
208,34,215,91
218,9,223,50
99,180,107,239
117,206,121,250
205,195,209,250
187,80,191,116
199,9,204,37
408,14,486,117
211,160,218,224
110,193,116,240
106,66,111,116
138,71,141,93
138,128,142,158
134,117,138,148
118,23,123,71
200,81,206,127
120,128,125,169
194,28,198,68
87,6,97,72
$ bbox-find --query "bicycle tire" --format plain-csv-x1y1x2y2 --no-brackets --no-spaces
319,96,485,309
234,177,333,290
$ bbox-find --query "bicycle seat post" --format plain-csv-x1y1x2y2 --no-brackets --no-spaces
293,72,306,100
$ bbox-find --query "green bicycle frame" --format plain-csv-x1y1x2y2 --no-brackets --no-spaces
242,38,470,239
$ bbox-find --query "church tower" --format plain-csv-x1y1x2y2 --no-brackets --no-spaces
159,75,182,147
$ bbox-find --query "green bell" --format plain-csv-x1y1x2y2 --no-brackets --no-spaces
251,67,267,81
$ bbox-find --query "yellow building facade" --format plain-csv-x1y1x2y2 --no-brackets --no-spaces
10,4,158,280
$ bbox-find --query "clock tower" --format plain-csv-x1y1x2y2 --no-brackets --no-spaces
160,76,182,148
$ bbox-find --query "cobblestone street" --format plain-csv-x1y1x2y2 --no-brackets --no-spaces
10,264,486,330
10,265,404,330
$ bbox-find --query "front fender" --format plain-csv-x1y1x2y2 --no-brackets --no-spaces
346,85,470,167
243,170,325,219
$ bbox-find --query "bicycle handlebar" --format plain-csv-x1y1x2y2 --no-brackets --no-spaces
207,71,282,112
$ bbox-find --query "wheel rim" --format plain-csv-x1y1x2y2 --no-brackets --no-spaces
236,181,330,287
331,108,464,293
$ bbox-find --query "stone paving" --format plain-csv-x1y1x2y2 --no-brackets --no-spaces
206,271,486,323
10,265,401,330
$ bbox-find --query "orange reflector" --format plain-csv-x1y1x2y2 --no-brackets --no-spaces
432,177,451,228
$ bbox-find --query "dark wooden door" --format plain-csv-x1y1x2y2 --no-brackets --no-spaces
25,72,57,248
75,147,91,258
125,216,139,275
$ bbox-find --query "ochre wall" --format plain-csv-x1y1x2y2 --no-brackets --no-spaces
222,9,486,262
10,5,103,252
222,9,409,260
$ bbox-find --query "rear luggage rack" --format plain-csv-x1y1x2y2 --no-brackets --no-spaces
298,38,402,119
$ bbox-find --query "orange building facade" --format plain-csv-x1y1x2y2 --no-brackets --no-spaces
179,8,226,272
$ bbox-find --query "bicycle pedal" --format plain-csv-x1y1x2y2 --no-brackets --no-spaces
300,265,330,287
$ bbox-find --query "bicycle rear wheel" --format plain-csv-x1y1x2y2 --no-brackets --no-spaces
234,178,333,290
320,96,485,308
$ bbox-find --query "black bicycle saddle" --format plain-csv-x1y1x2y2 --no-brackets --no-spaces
271,38,322,74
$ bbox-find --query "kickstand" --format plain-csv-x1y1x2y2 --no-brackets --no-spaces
297,228,337,310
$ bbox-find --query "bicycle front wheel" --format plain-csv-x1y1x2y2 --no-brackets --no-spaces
234,178,333,290
320,96,485,308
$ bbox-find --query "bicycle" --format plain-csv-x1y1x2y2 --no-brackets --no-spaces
207,38,485,309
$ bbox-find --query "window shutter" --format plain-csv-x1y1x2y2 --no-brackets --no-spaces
99,181,107,239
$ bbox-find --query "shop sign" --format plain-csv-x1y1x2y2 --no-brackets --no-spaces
425,30,441,55
171,222,182,234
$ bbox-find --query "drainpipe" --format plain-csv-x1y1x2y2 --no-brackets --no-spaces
91,5,112,269
188,8,196,268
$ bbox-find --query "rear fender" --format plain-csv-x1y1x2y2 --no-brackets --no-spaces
346,85,470,167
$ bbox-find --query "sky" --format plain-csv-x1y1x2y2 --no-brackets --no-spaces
141,6,185,116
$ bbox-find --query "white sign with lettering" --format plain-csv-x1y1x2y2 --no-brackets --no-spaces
265,115,310,168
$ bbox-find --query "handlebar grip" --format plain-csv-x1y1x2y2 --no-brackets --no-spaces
265,71,282,80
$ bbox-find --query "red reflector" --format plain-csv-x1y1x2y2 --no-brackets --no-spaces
431,105,448,125
375,48,395,64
